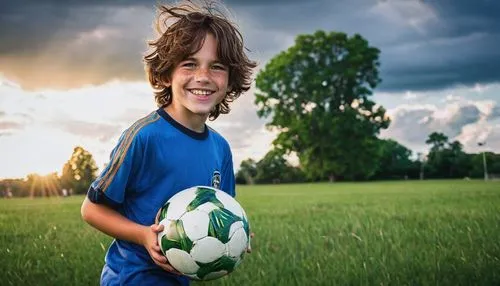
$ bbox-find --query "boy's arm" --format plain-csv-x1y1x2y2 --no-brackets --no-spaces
81,197,180,274
81,197,149,245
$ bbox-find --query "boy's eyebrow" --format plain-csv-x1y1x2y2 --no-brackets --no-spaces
182,56,226,65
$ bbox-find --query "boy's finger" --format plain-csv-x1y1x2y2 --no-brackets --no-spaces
150,224,164,233
152,252,167,264
156,260,181,275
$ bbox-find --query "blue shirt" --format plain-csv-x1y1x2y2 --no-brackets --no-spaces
87,108,235,285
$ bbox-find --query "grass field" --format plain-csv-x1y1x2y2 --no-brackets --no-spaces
1,180,499,285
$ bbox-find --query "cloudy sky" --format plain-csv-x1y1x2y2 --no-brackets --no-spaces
1,0,499,179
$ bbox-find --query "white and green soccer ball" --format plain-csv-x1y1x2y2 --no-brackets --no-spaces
155,186,251,280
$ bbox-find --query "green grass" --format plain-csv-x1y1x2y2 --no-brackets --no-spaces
1,180,499,285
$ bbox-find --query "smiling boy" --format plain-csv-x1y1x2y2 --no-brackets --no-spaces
80,2,256,285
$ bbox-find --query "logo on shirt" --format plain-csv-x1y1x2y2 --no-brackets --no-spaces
211,171,221,189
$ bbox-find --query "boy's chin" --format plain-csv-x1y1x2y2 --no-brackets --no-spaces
189,108,213,117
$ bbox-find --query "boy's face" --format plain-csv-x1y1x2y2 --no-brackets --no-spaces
169,33,229,120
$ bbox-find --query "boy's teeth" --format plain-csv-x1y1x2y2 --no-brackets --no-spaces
190,89,212,95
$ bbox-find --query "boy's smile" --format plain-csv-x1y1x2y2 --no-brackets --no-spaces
166,33,229,132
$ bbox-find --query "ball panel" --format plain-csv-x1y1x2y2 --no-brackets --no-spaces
158,202,170,222
202,270,228,281
160,234,181,252
242,215,251,238
226,227,248,258
157,219,179,254
215,190,244,218
179,209,209,241
187,186,224,211
175,220,193,251
190,237,226,264
196,255,236,280
155,202,168,224
165,248,199,275
233,256,244,269
185,274,200,280
160,219,180,241
157,219,194,254
165,188,197,220
228,221,244,239
208,208,241,243
195,202,220,214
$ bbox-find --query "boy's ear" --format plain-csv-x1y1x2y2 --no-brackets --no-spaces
160,74,171,87
163,78,171,88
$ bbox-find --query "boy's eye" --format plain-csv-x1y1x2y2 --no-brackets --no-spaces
182,62,196,68
212,64,227,71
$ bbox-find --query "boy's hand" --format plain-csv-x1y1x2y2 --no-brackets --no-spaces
247,232,255,253
143,224,181,275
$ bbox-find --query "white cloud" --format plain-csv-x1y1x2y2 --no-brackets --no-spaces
380,83,500,154
0,76,272,178
2,77,499,179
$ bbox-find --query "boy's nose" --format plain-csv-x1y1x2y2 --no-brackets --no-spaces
194,68,210,83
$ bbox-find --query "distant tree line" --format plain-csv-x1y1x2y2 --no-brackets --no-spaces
1,146,98,198
1,134,498,197
236,132,500,184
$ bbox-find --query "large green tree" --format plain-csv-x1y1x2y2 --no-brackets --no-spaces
255,30,389,181
61,146,98,195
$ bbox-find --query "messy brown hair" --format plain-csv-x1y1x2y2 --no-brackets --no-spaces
144,1,257,120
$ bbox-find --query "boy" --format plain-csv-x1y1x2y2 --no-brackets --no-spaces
81,2,256,285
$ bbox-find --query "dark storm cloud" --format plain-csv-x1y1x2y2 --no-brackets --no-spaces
239,0,500,91
0,0,499,91
0,2,128,55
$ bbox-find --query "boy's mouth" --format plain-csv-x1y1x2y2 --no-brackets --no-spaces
188,89,215,96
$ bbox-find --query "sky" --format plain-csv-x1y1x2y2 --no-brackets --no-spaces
1,0,499,179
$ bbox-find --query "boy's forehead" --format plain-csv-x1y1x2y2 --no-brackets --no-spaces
182,34,224,61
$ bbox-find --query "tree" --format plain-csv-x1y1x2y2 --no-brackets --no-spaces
448,140,471,178
61,146,98,195
425,132,450,178
373,139,418,180
255,30,389,181
235,159,257,185
426,132,449,151
425,133,471,178
254,148,305,184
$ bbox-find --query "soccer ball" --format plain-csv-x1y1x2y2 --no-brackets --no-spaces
156,186,250,280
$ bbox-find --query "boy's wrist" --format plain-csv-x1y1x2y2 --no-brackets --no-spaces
136,225,151,246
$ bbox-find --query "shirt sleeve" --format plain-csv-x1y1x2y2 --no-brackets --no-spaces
87,129,143,208
220,146,236,197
